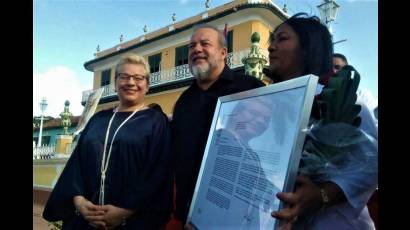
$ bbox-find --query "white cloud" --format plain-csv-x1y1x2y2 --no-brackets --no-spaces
33,66,91,117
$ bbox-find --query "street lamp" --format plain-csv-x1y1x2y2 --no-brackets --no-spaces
37,98,48,147
317,0,346,45
317,0,340,36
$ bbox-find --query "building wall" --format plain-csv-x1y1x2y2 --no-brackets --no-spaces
96,87,187,116
230,20,273,52
232,21,253,51
91,19,275,91
144,87,187,115
91,20,272,90
94,70,101,89
33,166,60,186
163,46,176,70
110,66,116,83
33,159,67,189
91,20,272,117
88,4,286,115
251,20,273,50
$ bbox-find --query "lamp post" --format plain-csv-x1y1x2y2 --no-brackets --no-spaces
37,98,48,147
317,0,340,36
317,0,346,45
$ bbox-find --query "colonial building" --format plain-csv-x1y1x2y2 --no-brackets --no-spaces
82,0,287,115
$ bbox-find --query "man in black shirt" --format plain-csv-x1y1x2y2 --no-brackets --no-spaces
171,24,265,226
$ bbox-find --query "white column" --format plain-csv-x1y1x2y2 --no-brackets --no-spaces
37,114,44,147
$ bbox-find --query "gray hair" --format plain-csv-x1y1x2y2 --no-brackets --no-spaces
192,24,227,48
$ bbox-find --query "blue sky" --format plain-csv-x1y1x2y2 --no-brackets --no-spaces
33,0,378,117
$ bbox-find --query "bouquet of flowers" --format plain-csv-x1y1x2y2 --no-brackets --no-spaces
298,65,378,179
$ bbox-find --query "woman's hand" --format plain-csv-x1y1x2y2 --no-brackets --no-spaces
98,204,134,229
73,196,107,229
271,176,322,228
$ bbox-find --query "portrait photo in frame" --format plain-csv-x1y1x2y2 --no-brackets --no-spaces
73,88,104,136
187,75,318,230
69,88,104,153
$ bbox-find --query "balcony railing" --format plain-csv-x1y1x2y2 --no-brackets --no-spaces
33,144,75,160
82,48,269,103
150,63,193,86
33,145,55,160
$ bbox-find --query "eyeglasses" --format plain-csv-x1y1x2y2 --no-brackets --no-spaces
333,65,343,70
116,73,146,82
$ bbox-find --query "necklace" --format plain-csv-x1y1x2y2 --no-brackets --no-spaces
99,103,145,205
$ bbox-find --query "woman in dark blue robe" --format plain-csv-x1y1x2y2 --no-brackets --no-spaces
43,54,172,230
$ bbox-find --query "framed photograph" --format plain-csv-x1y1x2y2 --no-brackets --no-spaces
187,75,318,230
73,88,104,136
68,88,104,154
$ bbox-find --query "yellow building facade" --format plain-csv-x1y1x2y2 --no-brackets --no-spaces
82,0,287,115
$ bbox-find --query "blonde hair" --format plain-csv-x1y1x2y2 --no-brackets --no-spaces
115,54,151,84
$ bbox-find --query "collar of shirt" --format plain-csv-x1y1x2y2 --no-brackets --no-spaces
218,65,235,82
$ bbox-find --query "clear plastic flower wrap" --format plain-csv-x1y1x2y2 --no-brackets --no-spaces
299,120,378,180
291,65,378,229
298,65,378,180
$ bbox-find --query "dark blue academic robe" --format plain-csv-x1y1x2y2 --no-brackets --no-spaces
43,108,173,229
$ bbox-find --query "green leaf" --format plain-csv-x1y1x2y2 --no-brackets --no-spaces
316,65,361,127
